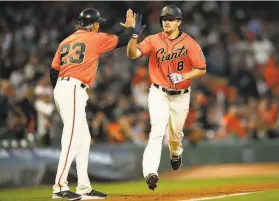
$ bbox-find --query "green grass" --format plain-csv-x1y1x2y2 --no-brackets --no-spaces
209,190,279,201
0,176,278,201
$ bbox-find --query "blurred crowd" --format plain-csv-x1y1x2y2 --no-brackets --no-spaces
0,1,279,148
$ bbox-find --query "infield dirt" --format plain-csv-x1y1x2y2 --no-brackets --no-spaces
95,163,279,201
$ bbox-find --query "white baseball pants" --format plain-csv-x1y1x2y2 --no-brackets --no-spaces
142,84,190,178
52,77,92,194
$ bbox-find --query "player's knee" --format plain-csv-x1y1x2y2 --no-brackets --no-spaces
149,127,166,141
149,134,164,141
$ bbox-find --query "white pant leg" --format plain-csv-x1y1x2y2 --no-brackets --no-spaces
168,91,190,156
142,85,170,178
75,91,92,194
53,82,80,193
53,81,89,193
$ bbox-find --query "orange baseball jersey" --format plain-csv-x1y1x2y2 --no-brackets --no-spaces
137,32,206,90
51,30,118,86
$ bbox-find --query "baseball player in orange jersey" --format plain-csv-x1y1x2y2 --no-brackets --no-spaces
50,8,145,200
127,5,206,190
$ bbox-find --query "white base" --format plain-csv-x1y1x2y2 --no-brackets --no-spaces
52,194,82,201
81,195,107,200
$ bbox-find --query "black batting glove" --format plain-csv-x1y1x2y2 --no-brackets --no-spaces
133,14,146,38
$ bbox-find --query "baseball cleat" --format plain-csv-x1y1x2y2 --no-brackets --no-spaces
80,189,107,200
170,154,182,170
145,173,159,191
52,190,81,200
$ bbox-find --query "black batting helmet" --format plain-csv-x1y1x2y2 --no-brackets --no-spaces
78,8,106,27
159,5,182,25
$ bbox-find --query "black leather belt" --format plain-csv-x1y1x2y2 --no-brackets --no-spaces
61,77,87,89
154,84,189,95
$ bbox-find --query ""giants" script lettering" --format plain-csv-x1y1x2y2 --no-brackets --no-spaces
156,46,188,62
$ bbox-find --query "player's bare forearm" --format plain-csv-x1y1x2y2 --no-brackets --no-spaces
127,37,139,59
183,68,206,80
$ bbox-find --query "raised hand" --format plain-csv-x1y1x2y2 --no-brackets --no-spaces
120,9,136,28
133,13,146,37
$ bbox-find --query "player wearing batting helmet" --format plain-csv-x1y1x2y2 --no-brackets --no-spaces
127,5,206,190
159,5,182,27
50,8,145,200
76,8,106,30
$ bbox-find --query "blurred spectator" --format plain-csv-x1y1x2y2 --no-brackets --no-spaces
90,111,108,143
263,55,279,94
132,66,150,109
106,115,132,144
206,42,227,76
24,55,45,83
216,104,247,140
34,93,55,146
255,97,279,139
17,88,37,135
230,53,259,101
251,34,274,66
131,111,149,144
6,104,27,140
0,80,11,127
34,75,53,98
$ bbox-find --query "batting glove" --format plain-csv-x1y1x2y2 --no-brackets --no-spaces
132,13,146,38
169,73,185,84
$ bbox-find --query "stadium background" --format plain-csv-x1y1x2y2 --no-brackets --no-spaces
0,1,279,201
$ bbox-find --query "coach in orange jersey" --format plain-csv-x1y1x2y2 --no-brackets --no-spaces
50,8,145,200
127,5,206,190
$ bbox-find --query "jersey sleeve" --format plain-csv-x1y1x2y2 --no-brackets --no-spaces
188,39,206,70
51,48,61,71
137,36,153,56
98,33,119,54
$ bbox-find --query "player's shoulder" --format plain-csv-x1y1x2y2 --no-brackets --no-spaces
151,32,163,39
97,32,116,38
183,32,199,45
143,33,162,42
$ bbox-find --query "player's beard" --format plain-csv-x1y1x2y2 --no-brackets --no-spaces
164,26,179,36
163,26,173,34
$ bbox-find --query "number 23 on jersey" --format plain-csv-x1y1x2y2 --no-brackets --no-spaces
60,43,86,66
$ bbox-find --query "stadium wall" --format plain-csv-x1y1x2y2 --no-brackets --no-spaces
0,140,279,188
